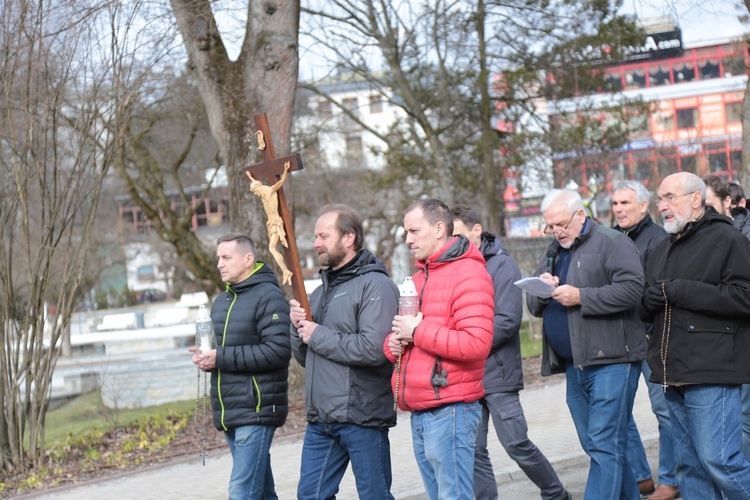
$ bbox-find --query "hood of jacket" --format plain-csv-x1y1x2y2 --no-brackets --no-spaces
415,234,485,271
479,231,510,261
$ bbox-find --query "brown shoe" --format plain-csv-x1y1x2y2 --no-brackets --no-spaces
638,478,655,496
649,484,680,500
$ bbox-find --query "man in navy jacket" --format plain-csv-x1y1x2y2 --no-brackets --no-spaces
452,205,570,500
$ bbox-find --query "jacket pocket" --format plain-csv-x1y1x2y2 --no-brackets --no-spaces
687,316,735,370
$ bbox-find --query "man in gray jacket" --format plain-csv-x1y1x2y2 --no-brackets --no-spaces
290,204,399,500
527,189,645,500
452,205,570,500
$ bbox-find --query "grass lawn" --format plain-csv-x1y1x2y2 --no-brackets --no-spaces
43,391,195,445
520,321,543,358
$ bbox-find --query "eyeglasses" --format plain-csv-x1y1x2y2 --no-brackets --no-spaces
656,191,697,205
543,211,578,236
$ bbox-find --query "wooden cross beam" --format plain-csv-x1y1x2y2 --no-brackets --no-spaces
241,113,311,319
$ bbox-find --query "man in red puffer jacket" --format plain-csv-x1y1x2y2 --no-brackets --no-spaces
384,198,494,500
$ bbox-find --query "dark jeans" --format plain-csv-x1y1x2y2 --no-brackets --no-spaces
473,391,566,500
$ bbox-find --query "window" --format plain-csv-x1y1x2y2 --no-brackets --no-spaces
709,152,728,173
676,108,697,129
604,71,623,91
137,266,155,281
673,61,696,82
318,100,331,120
731,150,742,171
633,151,653,183
345,135,363,156
726,102,743,123
723,53,745,77
648,65,671,86
657,110,675,131
196,199,208,227
680,155,697,174
624,69,646,90
657,156,678,179
342,98,358,128
369,94,383,114
699,58,721,80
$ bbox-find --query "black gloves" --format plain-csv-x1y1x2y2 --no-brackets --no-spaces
642,280,680,311
642,285,666,311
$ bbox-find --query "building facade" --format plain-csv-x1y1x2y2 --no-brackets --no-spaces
506,23,748,236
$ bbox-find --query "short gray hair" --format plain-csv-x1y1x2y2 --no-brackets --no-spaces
680,173,707,202
541,189,585,215
217,233,257,255
613,180,651,204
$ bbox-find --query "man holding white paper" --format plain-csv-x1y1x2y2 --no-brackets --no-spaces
526,189,645,500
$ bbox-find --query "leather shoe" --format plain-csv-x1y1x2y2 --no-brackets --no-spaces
638,478,655,496
649,484,680,500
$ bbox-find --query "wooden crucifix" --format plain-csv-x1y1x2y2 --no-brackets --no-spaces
242,113,311,319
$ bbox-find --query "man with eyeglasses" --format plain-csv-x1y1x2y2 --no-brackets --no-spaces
611,181,678,500
638,172,750,497
527,189,646,499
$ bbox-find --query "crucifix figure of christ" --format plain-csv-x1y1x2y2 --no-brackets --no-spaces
242,113,311,319
245,162,292,285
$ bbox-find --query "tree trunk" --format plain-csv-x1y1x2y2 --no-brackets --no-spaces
169,0,300,252
476,0,502,235
741,38,750,189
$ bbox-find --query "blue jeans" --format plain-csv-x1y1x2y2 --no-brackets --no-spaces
297,422,393,500
741,384,750,459
665,384,750,499
626,359,678,487
565,362,640,500
224,424,277,500
473,392,565,500
411,401,482,500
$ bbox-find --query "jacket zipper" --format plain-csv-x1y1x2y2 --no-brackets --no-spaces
574,255,584,371
252,376,261,415
218,285,236,431
308,281,330,411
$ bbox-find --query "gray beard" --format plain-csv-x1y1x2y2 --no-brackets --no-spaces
663,213,689,234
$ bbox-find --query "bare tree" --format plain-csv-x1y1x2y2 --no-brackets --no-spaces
168,0,300,253
111,71,224,296
0,0,114,471
739,0,750,189
300,0,646,249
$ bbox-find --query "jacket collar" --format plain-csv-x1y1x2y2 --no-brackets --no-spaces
672,206,731,241
614,214,654,240
416,234,482,270
548,217,595,253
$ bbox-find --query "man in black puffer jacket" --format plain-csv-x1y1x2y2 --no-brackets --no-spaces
191,233,291,500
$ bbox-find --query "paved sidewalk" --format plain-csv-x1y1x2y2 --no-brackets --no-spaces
36,377,659,499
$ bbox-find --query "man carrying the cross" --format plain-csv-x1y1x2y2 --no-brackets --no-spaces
290,204,399,500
